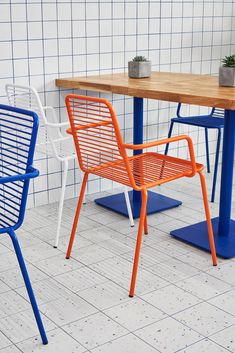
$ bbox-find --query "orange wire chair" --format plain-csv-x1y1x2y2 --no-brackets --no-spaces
65,94,217,297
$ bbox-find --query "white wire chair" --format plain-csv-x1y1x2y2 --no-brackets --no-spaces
6,84,134,247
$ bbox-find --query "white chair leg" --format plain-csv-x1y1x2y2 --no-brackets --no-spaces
54,160,68,248
124,186,134,227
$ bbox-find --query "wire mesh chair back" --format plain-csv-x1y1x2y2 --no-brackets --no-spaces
65,94,129,173
6,84,61,155
211,107,224,118
0,104,38,233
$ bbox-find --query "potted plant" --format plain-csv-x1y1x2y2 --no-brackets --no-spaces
219,55,235,87
128,56,151,78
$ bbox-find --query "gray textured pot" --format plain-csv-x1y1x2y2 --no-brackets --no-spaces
219,66,235,87
128,61,151,78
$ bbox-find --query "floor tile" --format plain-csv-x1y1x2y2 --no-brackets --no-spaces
0,230,41,250
153,238,193,257
0,290,30,319
34,253,83,277
23,213,53,231
142,284,201,315
16,328,87,353
0,264,49,290
121,246,172,269
16,278,72,305
78,281,130,310
206,262,235,286
210,325,235,352
55,267,107,293
147,258,199,284
180,251,224,271
90,333,159,353
175,272,233,300
0,309,57,343
0,253,19,273
57,235,93,253
63,312,128,350
0,331,12,350
64,217,101,234
98,238,134,256
32,224,71,243
0,346,22,353
0,280,11,294
135,317,203,353
132,227,168,246
87,210,123,226
90,257,169,295
22,242,60,263
104,297,166,331
174,302,235,336
40,292,98,326
80,226,120,244
177,338,231,353
208,289,235,316
71,244,115,266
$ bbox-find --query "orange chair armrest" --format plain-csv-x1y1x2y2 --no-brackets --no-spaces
66,127,72,135
123,135,197,176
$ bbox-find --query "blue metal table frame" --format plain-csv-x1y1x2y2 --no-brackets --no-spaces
95,97,182,218
171,109,235,259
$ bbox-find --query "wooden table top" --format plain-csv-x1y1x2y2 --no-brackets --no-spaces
55,72,235,110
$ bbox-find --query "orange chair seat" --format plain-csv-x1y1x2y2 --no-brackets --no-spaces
92,152,204,190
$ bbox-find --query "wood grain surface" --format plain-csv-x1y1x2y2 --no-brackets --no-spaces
56,72,235,109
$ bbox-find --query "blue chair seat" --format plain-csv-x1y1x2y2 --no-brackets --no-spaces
171,116,224,129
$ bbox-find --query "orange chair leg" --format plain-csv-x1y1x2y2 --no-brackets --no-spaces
129,189,148,297
144,214,148,235
66,172,88,259
198,171,217,266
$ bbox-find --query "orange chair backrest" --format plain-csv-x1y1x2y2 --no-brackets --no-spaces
65,94,131,175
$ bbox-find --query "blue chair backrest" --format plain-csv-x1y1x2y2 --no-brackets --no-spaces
0,105,39,233
177,103,224,119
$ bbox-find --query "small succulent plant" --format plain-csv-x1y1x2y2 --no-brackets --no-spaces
222,55,235,68
132,56,148,62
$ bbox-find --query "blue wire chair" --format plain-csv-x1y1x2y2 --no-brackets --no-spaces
165,103,224,202
0,104,48,344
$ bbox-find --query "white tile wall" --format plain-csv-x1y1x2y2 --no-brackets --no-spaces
0,0,234,207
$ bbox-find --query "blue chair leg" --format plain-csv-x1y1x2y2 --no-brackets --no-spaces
205,128,210,173
211,128,221,203
165,120,174,155
8,230,48,345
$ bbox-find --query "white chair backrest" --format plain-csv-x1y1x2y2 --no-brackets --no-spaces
6,84,61,151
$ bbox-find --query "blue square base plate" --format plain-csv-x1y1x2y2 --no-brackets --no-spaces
95,190,182,219
171,217,235,259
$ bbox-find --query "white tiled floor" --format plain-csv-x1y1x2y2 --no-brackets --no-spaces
1,172,235,353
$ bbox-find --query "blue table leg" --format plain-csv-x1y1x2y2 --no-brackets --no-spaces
171,109,235,258
95,97,182,218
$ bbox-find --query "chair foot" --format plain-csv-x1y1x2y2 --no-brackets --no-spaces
129,294,134,298
53,246,57,249
66,256,70,260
